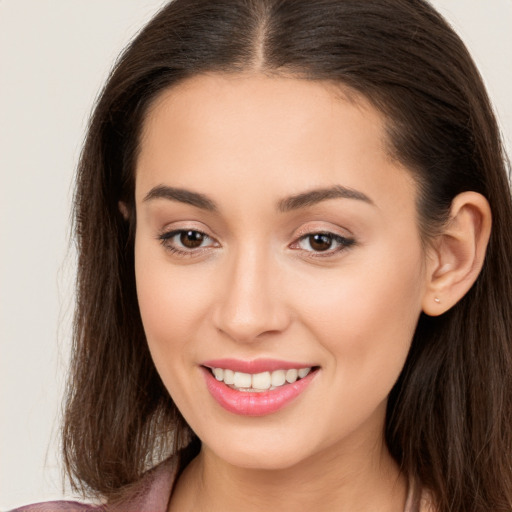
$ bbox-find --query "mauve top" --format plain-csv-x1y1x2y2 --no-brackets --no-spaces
11,457,179,512
12,457,429,512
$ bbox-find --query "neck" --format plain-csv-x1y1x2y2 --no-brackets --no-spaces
170,433,407,512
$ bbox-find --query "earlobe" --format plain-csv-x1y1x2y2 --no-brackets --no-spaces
422,192,492,316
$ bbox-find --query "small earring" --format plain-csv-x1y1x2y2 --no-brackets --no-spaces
434,297,441,304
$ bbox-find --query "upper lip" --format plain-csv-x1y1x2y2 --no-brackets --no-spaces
202,358,316,374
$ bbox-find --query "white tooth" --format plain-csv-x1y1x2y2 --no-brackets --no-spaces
298,368,311,379
233,371,252,388
213,368,224,381
285,369,298,383
223,369,235,385
252,371,271,390
271,369,286,387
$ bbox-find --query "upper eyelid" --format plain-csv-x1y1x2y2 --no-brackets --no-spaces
157,217,352,236
158,222,216,239
292,221,354,239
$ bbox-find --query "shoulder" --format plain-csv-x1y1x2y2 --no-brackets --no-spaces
11,456,179,512
10,501,102,512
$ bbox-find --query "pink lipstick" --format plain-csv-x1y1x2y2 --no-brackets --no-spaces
201,359,317,416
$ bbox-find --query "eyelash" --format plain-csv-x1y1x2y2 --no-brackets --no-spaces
291,232,356,258
158,229,217,258
157,229,356,259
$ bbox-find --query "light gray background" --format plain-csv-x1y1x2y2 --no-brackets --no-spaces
1,0,511,508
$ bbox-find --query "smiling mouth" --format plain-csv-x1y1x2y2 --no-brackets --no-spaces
205,366,318,392
202,363,319,416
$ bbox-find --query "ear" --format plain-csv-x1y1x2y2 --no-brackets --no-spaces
118,201,129,220
422,192,492,316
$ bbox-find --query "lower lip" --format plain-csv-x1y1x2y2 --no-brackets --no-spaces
202,367,316,416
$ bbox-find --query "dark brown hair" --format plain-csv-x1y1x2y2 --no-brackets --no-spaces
63,1,512,510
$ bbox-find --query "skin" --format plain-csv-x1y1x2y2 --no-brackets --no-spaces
133,73,475,511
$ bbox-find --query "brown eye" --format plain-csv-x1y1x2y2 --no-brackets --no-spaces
308,234,334,251
295,232,355,255
180,230,205,248
159,229,216,255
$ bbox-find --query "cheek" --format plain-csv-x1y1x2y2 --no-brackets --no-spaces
134,239,209,374
294,245,424,387
137,270,207,340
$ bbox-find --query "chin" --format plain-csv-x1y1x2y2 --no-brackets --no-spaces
200,428,322,471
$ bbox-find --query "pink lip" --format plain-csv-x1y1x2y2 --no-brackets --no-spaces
202,358,314,374
201,366,317,416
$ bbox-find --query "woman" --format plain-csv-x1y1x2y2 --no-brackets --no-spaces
14,0,512,511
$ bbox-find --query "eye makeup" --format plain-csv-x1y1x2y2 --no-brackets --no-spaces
157,227,356,260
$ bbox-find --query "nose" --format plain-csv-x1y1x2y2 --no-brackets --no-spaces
212,246,291,343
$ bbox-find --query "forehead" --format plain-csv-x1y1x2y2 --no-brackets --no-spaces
139,73,385,155
135,73,415,214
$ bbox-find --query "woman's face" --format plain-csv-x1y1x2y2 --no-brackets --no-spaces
134,74,430,469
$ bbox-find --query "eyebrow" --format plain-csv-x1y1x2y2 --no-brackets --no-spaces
142,184,373,212
277,185,373,212
143,185,218,212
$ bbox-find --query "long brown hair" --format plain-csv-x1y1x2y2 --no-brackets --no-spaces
63,1,512,509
